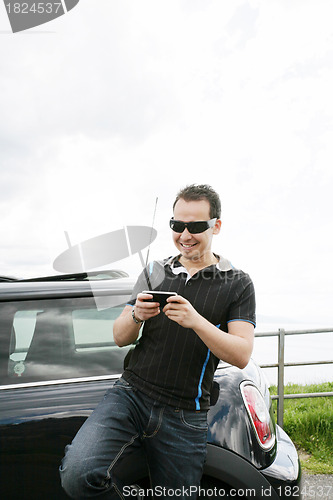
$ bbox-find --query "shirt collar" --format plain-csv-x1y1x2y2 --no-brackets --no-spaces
164,254,233,273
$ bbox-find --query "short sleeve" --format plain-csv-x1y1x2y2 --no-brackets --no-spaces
127,260,167,306
227,274,256,327
127,268,151,306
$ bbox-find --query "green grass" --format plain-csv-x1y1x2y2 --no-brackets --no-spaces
269,382,333,474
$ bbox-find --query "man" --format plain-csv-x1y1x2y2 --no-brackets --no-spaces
60,184,256,499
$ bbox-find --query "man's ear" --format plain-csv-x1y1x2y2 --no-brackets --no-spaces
213,219,222,235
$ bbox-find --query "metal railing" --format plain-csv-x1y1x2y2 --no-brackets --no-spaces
255,328,333,427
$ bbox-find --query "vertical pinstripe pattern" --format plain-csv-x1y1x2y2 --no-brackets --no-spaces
124,256,256,410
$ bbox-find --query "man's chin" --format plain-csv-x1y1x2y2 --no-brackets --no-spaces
180,248,202,261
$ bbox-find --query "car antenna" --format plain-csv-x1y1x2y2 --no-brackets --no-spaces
143,196,158,291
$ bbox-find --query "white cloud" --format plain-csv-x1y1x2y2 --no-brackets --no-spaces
0,0,332,327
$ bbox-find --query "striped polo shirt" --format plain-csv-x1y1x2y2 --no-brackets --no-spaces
123,255,256,411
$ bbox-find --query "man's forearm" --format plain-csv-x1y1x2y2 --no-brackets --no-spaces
193,316,254,369
113,306,142,347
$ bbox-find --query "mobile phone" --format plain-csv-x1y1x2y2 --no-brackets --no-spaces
142,291,177,309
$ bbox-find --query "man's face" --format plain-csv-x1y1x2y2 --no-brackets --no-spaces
172,198,221,261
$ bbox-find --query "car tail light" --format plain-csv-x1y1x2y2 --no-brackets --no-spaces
241,383,275,450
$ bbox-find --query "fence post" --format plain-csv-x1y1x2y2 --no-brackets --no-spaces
277,328,285,428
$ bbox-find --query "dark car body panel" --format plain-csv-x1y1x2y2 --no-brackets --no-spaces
0,279,301,499
207,366,277,469
1,380,112,499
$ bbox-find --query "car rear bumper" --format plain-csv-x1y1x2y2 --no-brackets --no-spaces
261,425,302,498
204,425,301,499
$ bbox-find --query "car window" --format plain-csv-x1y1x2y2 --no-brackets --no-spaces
0,295,134,385
72,307,122,351
11,310,41,361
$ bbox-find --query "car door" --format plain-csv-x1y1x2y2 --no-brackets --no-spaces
0,292,133,499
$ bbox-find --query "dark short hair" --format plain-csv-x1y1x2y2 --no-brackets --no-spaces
173,184,221,219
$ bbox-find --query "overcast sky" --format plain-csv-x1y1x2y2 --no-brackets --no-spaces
1,1,333,330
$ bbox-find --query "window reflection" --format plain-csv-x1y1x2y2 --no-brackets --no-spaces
0,296,131,384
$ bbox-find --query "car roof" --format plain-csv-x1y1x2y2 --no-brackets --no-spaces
0,276,136,301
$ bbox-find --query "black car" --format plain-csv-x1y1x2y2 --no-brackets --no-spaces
0,274,301,499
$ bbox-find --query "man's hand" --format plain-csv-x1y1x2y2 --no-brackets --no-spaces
134,293,161,322
164,295,254,369
113,293,161,347
163,295,200,329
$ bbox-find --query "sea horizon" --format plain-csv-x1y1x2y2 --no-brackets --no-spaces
253,319,332,386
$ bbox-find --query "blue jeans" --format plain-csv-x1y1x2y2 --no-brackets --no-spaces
60,378,208,499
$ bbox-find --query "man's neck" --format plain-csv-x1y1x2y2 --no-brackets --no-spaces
179,252,218,276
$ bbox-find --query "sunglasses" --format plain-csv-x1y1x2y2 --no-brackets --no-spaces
169,218,217,234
